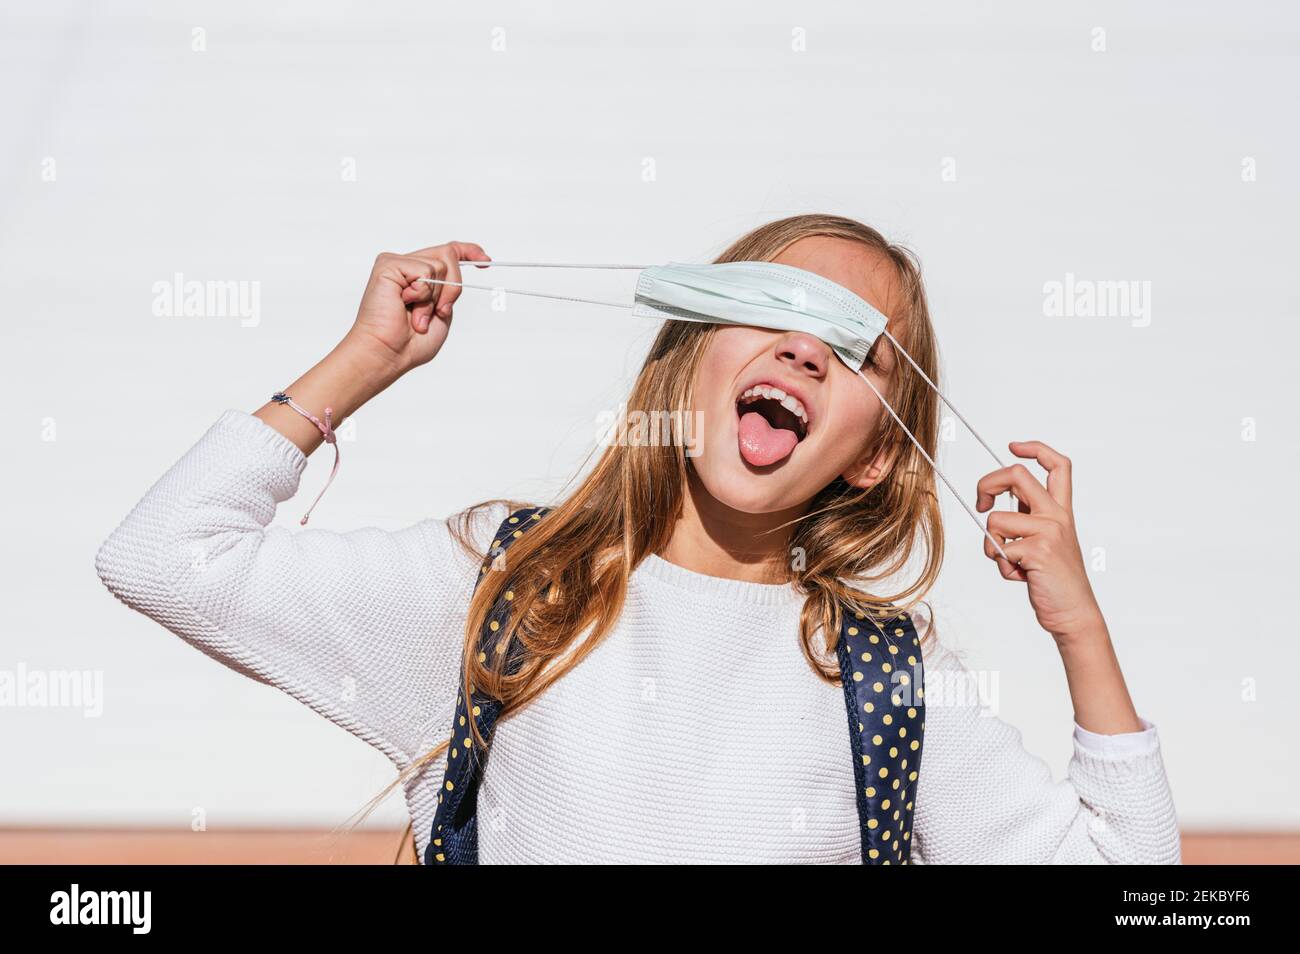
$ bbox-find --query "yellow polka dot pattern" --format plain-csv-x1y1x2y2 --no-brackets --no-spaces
837,605,926,864
426,505,553,866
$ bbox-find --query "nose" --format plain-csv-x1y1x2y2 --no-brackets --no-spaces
774,332,831,380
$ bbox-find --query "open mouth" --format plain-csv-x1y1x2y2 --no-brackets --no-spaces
735,384,810,467
736,388,809,440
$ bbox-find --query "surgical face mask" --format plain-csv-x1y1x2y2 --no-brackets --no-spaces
632,261,888,373
421,260,1017,561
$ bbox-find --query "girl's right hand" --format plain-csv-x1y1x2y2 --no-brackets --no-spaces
345,241,492,376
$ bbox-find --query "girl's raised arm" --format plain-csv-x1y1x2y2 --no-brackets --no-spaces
94,242,499,772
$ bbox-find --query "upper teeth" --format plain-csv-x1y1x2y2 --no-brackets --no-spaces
739,385,809,428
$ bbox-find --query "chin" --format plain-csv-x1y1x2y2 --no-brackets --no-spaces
693,460,805,515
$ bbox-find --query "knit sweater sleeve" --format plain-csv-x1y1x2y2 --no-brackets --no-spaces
908,608,1182,865
93,408,510,828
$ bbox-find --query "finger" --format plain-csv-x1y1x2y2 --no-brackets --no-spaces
387,257,439,302
975,462,1057,516
996,554,1029,582
399,270,435,305
397,248,449,300
406,241,491,265
436,252,466,319
982,530,1029,580
451,241,493,269
403,244,479,319
396,242,492,326
381,255,442,332
378,255,436,301
409,298,436,331
420,260,451,330
983,511,1046,583
985,509,1055,541
436,242,494,314
1008,440,1072,510
982,534,1034,580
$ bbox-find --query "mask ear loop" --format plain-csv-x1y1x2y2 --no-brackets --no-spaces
853,366,1014,564
419,262,649,308
455,262,649,269
876,329,1022,551
419,276,633,308
877,330,1019,517
426,262,1016,562
877,329,1010,475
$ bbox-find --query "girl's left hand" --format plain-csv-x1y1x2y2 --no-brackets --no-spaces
975,441,1105,643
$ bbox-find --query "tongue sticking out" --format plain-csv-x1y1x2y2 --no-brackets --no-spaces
738,409,799,467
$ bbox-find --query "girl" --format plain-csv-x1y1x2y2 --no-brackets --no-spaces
94,214,1180,865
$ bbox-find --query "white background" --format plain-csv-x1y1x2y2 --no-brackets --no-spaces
2,1,1296,832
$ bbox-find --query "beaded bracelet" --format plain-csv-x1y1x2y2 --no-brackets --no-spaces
271,392,339,526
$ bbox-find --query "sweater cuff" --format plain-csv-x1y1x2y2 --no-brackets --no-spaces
1072,715,1158,758
214,408,309,477
1071,716,1166,784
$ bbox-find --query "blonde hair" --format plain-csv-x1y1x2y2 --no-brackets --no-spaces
345,213,945,854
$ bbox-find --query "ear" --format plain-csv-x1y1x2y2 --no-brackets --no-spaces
841,440,897,491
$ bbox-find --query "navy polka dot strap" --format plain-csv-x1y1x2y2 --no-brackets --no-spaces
424,506,926,865
836,599,927,863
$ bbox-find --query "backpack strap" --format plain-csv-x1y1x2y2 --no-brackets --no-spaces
836,605,926,864
424,504,552,866
423,505,927,865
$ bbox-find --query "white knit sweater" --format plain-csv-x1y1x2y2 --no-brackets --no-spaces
94,409,1181,864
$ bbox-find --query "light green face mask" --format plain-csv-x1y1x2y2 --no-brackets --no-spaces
630,260,889,372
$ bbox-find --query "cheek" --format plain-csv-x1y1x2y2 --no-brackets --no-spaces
692,329,765,415
817,389,883,467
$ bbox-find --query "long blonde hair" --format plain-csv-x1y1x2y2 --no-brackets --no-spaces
349,213,945,853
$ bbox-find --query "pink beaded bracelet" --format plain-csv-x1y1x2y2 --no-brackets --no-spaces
271,391,339,525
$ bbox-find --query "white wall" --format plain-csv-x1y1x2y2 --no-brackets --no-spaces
2,0,1295,831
